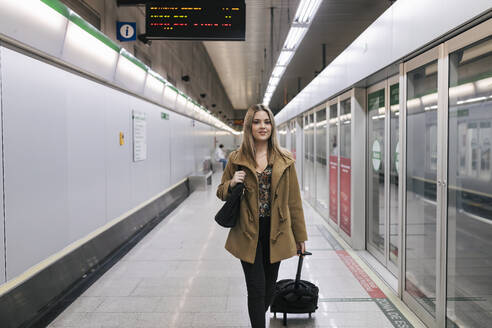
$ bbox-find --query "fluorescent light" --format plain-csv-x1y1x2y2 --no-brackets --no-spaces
65,21,119,70
295,0,322,24
163,85,177,106
269,77,280,87
449,82,474,99
284,27,307,49
272,66,286,77
277,51,294,66
475,77,492,93
457,96,487,105
145,72,164,95
407,98,421,109
421,92,437,105
264,0,323,106
116,50,146,87
3,0,68,33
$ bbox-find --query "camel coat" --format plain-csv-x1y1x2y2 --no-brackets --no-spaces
216,150,308,264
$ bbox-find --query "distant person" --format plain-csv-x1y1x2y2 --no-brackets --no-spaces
215,144,227,169
216,104,308,328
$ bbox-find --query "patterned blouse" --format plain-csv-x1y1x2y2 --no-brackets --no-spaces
257,164,273,218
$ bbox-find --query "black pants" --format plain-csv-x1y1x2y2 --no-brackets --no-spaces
241,216,281,328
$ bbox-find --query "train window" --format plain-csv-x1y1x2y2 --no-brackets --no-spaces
468,123,479,176
480,121,491,180
427,124,438,171
458,122,467,176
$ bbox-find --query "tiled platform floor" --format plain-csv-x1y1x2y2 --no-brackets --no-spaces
49,172,426,328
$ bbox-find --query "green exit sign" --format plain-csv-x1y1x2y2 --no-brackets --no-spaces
161,112,169,120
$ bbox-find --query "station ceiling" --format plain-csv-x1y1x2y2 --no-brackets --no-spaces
204,0,393,114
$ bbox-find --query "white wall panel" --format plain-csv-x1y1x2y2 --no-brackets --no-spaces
129,98,154,207
66,73,106,242
193,121,214,172
170,115,194,183
0,45,221,283
138,98,162,198
215,130,237,153
105,88,132,221
1,47,70,280
0,47,5,283
158,111,172,191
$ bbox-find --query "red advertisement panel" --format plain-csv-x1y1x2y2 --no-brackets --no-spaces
340,157,351,236
329,156,338,224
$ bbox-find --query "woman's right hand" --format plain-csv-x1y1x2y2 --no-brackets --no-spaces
230,170,246,188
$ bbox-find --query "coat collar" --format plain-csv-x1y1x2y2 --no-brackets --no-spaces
231,150,295,194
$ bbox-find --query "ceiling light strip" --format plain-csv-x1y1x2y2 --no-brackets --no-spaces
263,0,323,106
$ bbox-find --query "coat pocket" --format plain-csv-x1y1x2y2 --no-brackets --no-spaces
278,206,289,223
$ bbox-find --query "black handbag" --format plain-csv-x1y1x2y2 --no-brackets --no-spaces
215,182,244,228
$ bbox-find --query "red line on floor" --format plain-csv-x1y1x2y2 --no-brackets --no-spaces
336,250,386,299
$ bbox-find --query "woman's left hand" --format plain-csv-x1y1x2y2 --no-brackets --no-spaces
296,241,306,255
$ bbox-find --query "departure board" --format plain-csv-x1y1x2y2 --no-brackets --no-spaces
146,1,246,41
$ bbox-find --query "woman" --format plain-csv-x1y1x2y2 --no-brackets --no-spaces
216,104,308,327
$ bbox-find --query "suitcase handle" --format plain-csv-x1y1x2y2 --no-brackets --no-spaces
295,250,312,288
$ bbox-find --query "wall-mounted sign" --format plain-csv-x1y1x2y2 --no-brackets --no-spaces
372,140,381,171
161,112,169,120
117,21,137,41
133,110,147,162
146,0,246,41
340,157,351,237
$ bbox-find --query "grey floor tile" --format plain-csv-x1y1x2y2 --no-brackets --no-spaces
95,296,161,313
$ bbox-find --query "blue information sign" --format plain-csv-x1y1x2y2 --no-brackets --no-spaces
117,22,137,41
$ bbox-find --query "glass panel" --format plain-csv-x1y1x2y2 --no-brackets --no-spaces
290,121,296,160
389,83,400,265
367,88,386,254
329,104,338,224
279,125,286,147
316,109,328,217
304,115,310,197
308,113,315,203
405,60,438,316
447,36,492,328
340,98,351,236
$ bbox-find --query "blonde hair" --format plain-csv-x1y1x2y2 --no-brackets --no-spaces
239,104,292,167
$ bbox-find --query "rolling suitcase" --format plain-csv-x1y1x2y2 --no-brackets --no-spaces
270,251,319,326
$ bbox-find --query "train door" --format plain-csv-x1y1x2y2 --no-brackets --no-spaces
366,76,399,276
